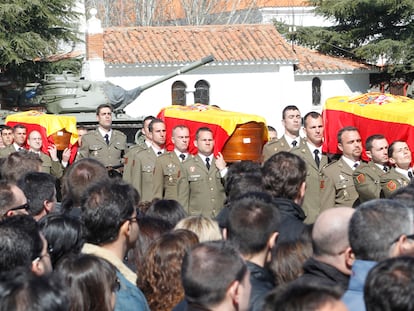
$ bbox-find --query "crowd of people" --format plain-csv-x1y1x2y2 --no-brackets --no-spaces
0,102,414,311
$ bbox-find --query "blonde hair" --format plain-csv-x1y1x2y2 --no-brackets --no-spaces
174,216,222,242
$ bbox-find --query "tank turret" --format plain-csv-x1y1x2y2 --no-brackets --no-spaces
24,55,214,114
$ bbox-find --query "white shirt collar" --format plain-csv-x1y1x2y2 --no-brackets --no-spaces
98,128,112,139
284,135,300,147
395,167,411,179
341,156,359,170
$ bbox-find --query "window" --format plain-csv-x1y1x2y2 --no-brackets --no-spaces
172,81,187,106
194,80,210,105
312,77,321,106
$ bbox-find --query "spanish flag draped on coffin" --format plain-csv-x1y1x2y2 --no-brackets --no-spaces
322,92,414,160
5,111,78,159
157,104,268,162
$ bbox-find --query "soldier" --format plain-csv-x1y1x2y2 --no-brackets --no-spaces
353,134,389,203
152,125,190,201
27,130,69,178
321,126,362,208
78,104,127,169
178,127,227,217
262,105,302,162
0,124,27,157
292,112,328,223
267,125,277,141
123,115,155,182
1,125,13,147
380,140,412,198
125,118,166,202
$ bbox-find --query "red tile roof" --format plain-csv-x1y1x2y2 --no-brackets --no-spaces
293,45,374,73
103,24,297,64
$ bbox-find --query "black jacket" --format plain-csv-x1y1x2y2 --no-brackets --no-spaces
272,197,306,243
295,257,350,293
247,261,275,311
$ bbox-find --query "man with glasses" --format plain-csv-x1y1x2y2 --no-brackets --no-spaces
81,179,149,311
0,215,52,275
153,124,190,201
178,127,227,216
342,199,414,311
0,180,29,218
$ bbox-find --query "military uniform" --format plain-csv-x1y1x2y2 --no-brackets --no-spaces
380,167,410,198
353,162,386,203
78,129,127,167
291,142,328,224
123,143,148,183
152,152,186,201
178,154,226,217
38,152,64,178
262,136,301,163
125,148,157,202
321,157,359,208
0,144,21,157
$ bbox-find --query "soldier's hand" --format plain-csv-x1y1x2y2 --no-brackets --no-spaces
215,152,227,171
62,147,71,163
48,144,59,161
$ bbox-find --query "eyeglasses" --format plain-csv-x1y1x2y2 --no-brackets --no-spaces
390,234,414,245
3,202,30,216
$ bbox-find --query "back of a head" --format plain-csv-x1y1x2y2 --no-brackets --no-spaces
0,215,42,273
1,151,42,183
38,213,84,268
61,158,109,208
181,240,247,308
262,283,344,311
364,256,414,311
146,199,187,227
227,192,280,256
349,199,413,261
0,268,68,311
56,254,117,311
175,216,222,242
312,207,354,257
17,172,56,218
0,180,23,216
80,179,134,245
262,151,307,200
390,185,414,210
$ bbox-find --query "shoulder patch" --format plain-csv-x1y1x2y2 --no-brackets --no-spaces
355,174,365,184
386,180,397,192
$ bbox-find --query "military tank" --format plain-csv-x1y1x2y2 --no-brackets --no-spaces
0,55,214,143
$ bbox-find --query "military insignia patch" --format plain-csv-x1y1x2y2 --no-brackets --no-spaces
320,180,324,189
386,181,397,191
190,166,196,173
356,174,365,184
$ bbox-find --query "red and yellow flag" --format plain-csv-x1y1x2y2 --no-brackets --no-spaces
157,104,267,156
323,92,414,160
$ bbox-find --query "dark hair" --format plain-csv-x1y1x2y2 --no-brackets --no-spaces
56,254,118,311
60,158,110,210
1,125,12,133
38,213,84,268
0,180,22,215
388,140,407,158
148,118,165,132
146,199,187,227
0,215,43,272
0,268,69,311
1,151,42,183
349,199,413,261
12,124,27,132
17,172,56,217
303,111,322,128
227,192,280,256
365,134,386,151
137,230,199,311
262,151,307,200
337,126,359,144
267,125,276,132
96,103,113,115
262,283,342,311
282,105,300,120
364,256,414,311
390,184,414,210
80,179,135,245
181,240,247,308
195,127,213,140
143,115,156,123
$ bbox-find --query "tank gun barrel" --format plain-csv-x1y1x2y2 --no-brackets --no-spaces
138,55,215,93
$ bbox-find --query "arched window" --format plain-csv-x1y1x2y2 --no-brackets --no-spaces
172,81,187,106
194,80,210,105
312,77,321,106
